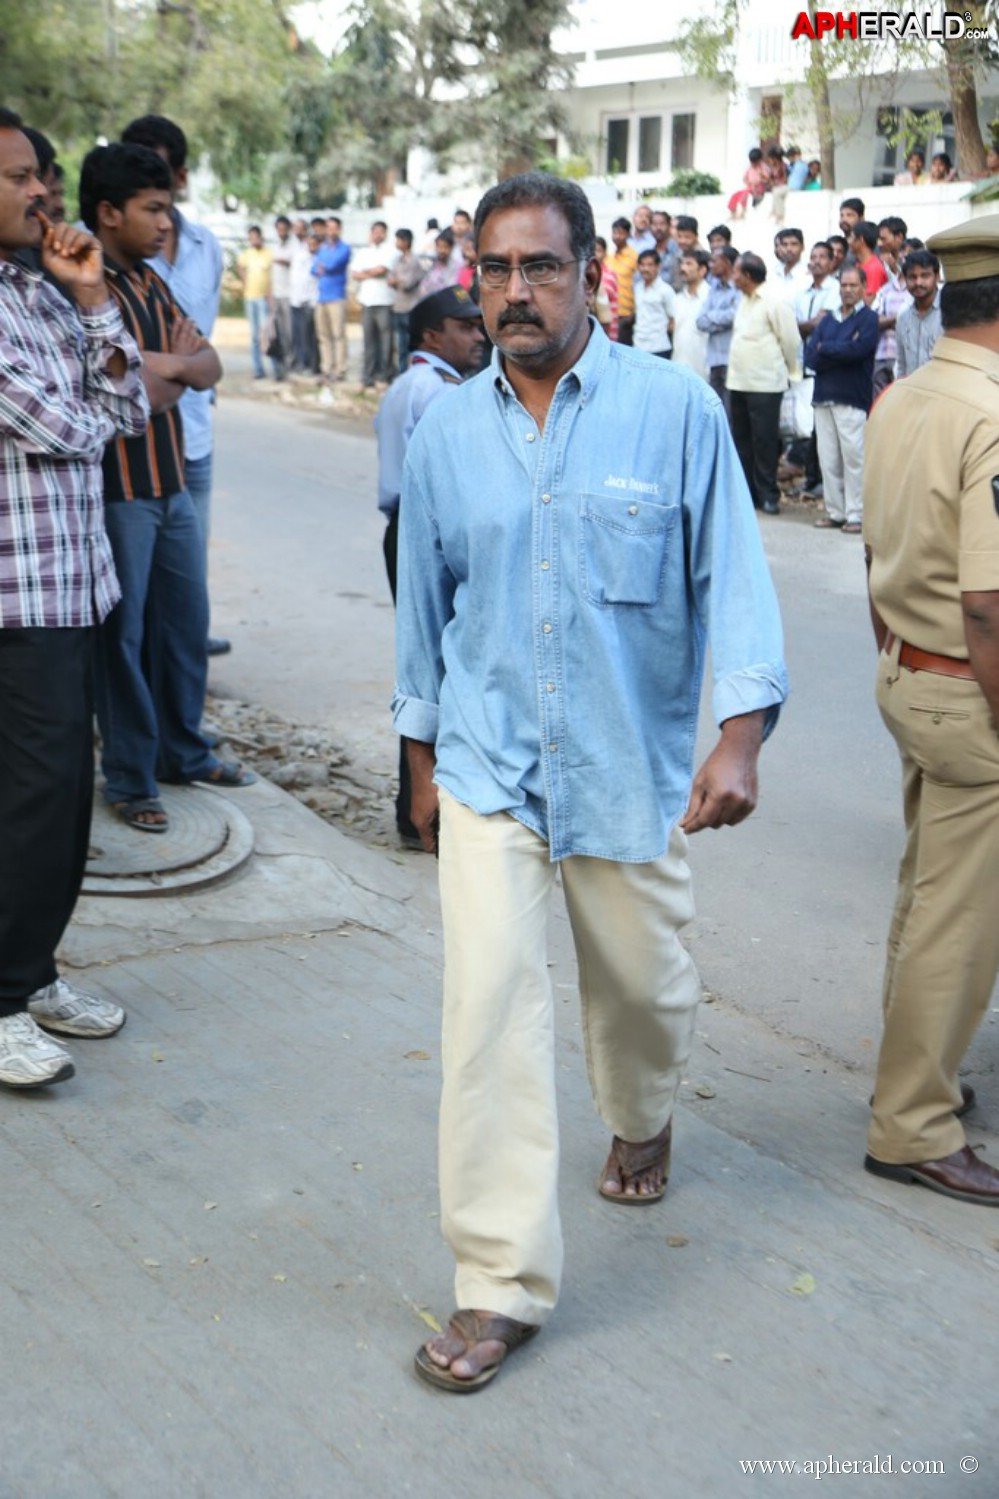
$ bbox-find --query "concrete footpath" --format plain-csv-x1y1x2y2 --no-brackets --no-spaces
2,778,995,1497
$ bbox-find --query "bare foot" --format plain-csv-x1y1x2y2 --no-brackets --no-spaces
423,1311,509,1381
600,1119,672,1201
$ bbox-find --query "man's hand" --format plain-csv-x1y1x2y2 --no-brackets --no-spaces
680,712,766,834
37,211,109,306
406,738,440,854
170,316,208,358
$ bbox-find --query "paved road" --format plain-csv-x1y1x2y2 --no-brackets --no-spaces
208,390,996,1075
7,390,989,1498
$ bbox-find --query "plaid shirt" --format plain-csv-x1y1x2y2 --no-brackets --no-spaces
0,259,147,627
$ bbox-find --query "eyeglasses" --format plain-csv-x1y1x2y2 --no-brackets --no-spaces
478,257,581,289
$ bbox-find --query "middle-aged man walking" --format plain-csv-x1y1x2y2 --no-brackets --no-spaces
862,215,999,1206
393,173,787,1391
375,287,484,846
804,264,879,534
727,251,800,515
121,114,231,659
0,110,148,1087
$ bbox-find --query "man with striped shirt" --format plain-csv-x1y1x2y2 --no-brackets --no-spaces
79,143,252,835
0,111,148,1090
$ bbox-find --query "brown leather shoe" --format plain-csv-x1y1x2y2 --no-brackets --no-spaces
864,1144,999,1205
868,1082,975,1118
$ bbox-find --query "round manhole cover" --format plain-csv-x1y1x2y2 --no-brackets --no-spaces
83,785,254,896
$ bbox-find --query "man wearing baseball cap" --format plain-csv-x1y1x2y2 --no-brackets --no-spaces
863,213,999,1204
375,287,484,846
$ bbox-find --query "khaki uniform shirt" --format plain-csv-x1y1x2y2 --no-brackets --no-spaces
863,338,999,658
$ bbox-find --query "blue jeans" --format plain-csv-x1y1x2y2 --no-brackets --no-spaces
246,296,268,378
185,451,213,563
96,493,216,802
393,311,411,376
186,450,214,640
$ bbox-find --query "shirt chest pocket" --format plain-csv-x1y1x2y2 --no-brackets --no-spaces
579,493,678,607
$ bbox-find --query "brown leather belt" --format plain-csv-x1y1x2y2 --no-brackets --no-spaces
884,630,977,681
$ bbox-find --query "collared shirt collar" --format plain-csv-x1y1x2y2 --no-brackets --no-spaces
931,335,999,379
491,316,609,403
102,252,152,289
173,208,206,245
410,349,463,382
0,254,44,308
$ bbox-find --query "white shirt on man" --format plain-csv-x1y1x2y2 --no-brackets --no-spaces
289,238,314,307
672,281,711,379
353,245,396,307
633,278,677,353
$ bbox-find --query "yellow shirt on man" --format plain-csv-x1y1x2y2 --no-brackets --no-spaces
606,246,638,319
238,246,273,301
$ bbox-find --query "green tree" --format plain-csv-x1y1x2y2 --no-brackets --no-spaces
0,0,309,211
458,0,575,179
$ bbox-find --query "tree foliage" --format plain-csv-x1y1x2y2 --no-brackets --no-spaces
0,0,577,210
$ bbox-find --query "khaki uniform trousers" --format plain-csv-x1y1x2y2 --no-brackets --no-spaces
315,299,347,380
437,790,701,1327
869,645,999,1164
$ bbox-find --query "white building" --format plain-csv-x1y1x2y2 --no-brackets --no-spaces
554,0,997,196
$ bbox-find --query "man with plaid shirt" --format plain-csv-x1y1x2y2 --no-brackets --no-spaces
0,111,148,1090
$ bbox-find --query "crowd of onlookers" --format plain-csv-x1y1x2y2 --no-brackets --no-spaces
235,209,481,388
242,149,967,533
590,196,945,532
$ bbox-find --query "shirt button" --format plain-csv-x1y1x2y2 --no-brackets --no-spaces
525,432,536,442
542,622,552,634
540,560,550,571
628,504,639,515
547,682,556,693
549,741,558,753
541,493,552,504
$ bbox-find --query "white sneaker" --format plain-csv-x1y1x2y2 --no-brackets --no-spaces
0,1013,75,1088
28,978,126,1038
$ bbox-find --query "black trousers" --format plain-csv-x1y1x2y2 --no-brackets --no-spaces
709,365,730,420
0,627,94,1014
382,511,417,839
616,315,635,347
729,390,783,510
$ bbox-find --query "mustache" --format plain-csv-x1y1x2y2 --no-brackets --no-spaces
497,306,544,328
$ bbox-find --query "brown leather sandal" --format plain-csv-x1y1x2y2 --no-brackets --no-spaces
598,1120,672,1205
413,1309,539,1393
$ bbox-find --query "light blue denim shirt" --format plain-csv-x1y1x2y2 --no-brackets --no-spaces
147,211,223,462
392,322,788,862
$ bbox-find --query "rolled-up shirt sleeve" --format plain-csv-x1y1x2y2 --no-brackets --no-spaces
391,449,457,744
685,399,789,736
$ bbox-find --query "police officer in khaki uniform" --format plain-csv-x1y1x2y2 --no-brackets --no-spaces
862,213,999,1205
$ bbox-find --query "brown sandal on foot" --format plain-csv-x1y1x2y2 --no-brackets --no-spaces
413,1309,539,1394
598,1120,672,1205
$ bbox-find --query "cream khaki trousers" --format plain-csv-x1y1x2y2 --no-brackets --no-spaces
315,299,347,380
869,646,999,1163
814,403,866,525
437,790,701,1326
